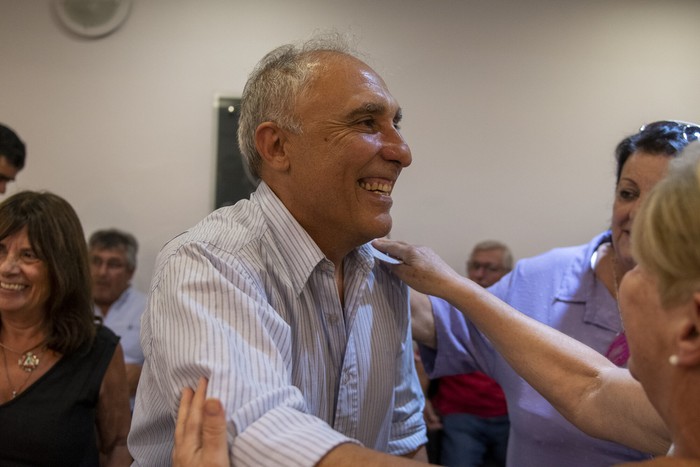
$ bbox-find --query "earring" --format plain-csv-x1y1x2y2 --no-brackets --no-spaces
669,354,679,366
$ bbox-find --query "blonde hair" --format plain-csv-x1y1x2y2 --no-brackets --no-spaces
632,141,700,307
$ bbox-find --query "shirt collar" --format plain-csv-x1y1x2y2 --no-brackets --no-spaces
94,284,133,317
253,182,376,296
555,231,612,301
555,231,621,332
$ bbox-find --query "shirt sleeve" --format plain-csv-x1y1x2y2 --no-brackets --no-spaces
418,294,501,380
138,241,355,467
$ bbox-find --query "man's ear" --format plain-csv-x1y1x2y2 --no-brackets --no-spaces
675,291,700,367
254,122,290,173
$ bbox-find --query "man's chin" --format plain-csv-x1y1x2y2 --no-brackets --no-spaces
368,213,392,238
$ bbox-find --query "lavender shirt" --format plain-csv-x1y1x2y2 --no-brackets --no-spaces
419,232,652,466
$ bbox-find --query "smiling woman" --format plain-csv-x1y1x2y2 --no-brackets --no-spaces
374,141,700,464
0,191,132,465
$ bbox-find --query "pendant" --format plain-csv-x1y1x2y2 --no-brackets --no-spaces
18,352,40,372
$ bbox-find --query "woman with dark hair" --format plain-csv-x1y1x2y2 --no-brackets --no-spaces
402,121,699,466
374,140,700,464
0,191,132,465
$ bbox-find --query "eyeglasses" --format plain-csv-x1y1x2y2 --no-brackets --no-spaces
639,120,700,143
90,256,127,270
467,261,504,273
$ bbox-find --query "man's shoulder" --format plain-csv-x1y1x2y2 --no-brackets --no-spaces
159,200,268,264
122,286,147,309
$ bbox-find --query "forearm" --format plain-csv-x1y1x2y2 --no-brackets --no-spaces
438,274,669,452
317,443,429,467
98,346,133,465
101,443,132,467
374,239,671,453
125,363,142,397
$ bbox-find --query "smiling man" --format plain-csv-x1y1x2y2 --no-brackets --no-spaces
129,35,427,466
0,124,26,195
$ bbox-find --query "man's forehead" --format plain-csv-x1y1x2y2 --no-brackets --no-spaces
472,249,505,261
91,246,128,257
310,54,389,93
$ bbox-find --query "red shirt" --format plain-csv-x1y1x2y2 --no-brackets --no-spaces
432,371,508,418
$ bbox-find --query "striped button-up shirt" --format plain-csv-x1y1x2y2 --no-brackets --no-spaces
128,182,426,466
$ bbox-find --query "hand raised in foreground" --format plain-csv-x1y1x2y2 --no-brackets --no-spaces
371,238,464,297
173,377,230,467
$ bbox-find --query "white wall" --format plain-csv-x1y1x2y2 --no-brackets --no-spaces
2,0,700,290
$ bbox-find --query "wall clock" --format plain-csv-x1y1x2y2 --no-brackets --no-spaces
53,0,132,39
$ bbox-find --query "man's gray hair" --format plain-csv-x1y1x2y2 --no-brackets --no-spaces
237,32,358,181
88,228,139,271
471,240,514,271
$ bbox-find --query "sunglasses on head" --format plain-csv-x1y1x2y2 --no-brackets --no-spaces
639,120,700,143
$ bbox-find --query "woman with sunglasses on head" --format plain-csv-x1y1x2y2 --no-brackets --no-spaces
374,140,700,465
398,121,700,466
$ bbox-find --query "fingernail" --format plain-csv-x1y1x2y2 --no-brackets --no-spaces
204,399,221,416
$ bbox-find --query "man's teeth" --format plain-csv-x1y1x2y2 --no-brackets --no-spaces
0,282,26,291
359,181,392,194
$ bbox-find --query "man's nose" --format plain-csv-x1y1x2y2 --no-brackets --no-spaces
380,127,412,168
92,261,109,276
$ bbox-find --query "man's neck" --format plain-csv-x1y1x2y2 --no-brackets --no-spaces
96,303,112,317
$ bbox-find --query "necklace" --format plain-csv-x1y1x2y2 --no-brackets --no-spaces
2,347,36,399
0,339,47,372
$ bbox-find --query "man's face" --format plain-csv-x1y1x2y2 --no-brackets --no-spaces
279,54,412,255
90,246,133,308
467,248,508,288
0,156,20,194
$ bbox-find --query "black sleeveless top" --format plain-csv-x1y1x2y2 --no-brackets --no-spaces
0,325,118,466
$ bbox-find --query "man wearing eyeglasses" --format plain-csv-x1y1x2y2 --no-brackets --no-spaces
424,241,513,467
89,228,147,408
0,123,26,195
466,241,513,289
